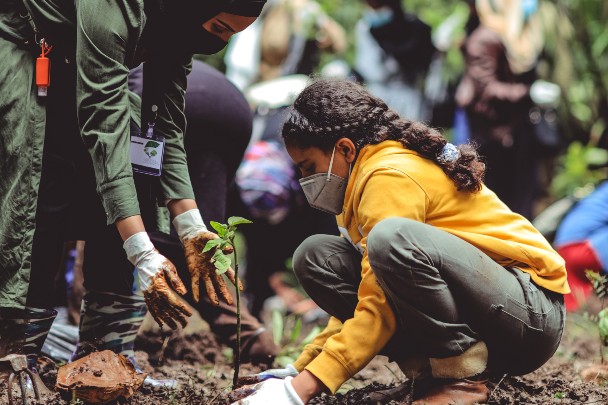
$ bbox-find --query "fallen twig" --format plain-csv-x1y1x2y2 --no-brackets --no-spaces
487,373,508,404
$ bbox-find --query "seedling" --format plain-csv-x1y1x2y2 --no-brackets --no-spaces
204,216,252,388
585,270,608,363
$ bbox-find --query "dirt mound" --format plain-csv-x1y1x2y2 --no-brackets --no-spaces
136,329,224,366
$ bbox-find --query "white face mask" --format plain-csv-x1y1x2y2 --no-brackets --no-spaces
298,147,350,215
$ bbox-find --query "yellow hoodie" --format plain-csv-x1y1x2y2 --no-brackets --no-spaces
294,141,568,393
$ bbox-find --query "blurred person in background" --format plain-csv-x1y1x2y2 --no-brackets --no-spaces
225,0,346,91
553,181,608,312
224,0,345,317
455,0,548,219
354,0,435,121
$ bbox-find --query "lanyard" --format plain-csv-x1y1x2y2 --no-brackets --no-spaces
21,0,53,96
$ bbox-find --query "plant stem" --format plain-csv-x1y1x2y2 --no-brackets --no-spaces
601,296,606,365
232,236,242,388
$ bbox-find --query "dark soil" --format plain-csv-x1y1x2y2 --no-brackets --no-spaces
1,311,607,404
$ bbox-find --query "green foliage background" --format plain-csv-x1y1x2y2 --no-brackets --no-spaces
200,0,608,199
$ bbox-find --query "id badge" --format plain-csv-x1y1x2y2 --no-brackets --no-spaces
130,134,165,176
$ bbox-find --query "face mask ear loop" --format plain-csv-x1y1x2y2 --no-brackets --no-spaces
327,146,336,182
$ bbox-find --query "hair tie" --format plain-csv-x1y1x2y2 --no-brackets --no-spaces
437,143,460,164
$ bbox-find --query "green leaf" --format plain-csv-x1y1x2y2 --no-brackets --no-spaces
225,230,235,241
228,216,253,227
150,149,157,156
272,310,284,346
213,252,231,274
210,221,228,238
290,317,302,343
202,238,222,253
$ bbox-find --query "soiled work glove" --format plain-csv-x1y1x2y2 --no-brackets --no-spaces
242,364,299,384
124,232,192,329
230,377,304,405
173,209,241,305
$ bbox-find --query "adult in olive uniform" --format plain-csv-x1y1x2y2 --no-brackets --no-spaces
62,61,277,367
0,0,265,395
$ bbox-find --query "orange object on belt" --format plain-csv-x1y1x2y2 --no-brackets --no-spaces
36,38,52,96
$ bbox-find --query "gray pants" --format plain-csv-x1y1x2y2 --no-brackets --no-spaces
293,217,565,376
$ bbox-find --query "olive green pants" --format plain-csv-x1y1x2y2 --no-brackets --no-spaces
293,217,565,375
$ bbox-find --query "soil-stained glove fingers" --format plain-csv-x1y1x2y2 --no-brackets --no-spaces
162,260,187,295
144,289,165,328
162,284,193,321
228,384,258,403
213,271,233,305
257,364,299,380
157,303,179,330
202,265,220,305
190,266,201,303
184,238,203,302
224,267,244,291
156,297,186,329
151,273,191,330
229,378,303,405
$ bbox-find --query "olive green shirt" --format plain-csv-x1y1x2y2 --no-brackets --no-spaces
28,0,195,224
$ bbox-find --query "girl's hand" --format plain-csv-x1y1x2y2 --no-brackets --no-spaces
229,377,304,405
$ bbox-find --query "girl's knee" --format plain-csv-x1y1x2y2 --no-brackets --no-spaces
292,234,334,287
368,217,421,256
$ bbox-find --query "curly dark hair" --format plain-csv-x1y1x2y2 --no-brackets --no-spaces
282,80,485,192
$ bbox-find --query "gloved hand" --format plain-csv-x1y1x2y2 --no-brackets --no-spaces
230,377,304,405
256,364,299,381
124,232,192,329
173,209,241,305
239,364,299,385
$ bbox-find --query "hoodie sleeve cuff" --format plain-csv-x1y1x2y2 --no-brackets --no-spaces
305,350,353,394
293,344,323,372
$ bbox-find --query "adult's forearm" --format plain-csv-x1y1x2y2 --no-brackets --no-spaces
166,199,197,219
116,215,146,241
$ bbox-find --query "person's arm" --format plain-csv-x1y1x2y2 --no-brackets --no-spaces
316,14,347,54
300,168,429,396
75,2,192,329
465,29,529,103
75,0,143,228
142,55,196,211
